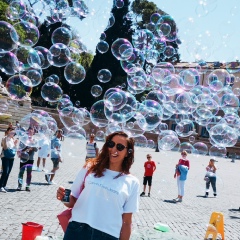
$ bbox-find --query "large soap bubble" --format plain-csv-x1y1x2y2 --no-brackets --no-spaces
51,27,72,45
13,21,39,47
0,21,18,53
6,75,32,100
135,100,163,131
47,43,71,67
90,100,108,127
41,82,63,102
111,38,133,61
0,51,19,75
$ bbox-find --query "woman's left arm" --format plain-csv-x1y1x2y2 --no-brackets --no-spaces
120,213,132,240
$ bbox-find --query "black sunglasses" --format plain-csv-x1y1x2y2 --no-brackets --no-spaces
107,140,127,151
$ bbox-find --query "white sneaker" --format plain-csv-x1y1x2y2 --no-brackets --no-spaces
48,181,56,185
0,187,7,193
174,198,182,202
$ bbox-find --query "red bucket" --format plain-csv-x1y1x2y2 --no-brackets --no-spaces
22,222,43,240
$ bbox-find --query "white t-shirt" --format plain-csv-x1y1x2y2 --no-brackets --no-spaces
206,166,217,177
70,168,140,238
38,139,50,158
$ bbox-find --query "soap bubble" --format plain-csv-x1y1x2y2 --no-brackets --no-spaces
13,21,39,47
41,82,63,102
91,85,102,97
48,43,71,67
6,75,32,100
51,27,72,45
64,62,86,84
193,142,208,155
0,51,19,75
34,46,52,69
0,21,18,53
90,100,108,128
97,69,112,83
111,38,133,61
97,41,109,54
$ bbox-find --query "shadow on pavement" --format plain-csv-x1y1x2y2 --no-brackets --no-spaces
196,195,216,198
31,182,50,186
163,200,177,204
229,216,240,219
228,208,240,212
5,188,18,192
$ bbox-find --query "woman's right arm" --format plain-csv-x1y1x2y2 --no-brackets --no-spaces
57,186,77,208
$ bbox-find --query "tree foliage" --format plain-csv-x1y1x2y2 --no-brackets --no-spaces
71,0,134,108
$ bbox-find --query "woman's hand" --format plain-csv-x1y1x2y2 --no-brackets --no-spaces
57,186,65,201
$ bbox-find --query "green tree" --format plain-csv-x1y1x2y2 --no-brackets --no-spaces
131,0,181,63
72,0,134,108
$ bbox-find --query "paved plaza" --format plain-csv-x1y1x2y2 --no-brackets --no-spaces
0,132,240,240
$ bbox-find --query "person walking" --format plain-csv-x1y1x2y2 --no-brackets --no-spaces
56,131,139,240
85,133,99,160
0,127,18,193
36,138,50,172
173,151,190,202
17,127,38,192
140,154,156,197
204,159,217,197
45,129,63,185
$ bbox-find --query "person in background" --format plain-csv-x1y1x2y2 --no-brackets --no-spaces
8,122,13,128
231,152,236,163
85,133,99,161
56,131,139,240
15,121,20,129
37,138,50,172
45,129,63,185
17,127,38,192
204,159,217,197
140,154,156,197
173,150,190,203
0,127,18,193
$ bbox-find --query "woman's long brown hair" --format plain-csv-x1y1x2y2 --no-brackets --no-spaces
84,131,135,178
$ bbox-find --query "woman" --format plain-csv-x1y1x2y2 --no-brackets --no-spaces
0,127,18,193
173,150,190,202
205,159,217,197
57,131,139,240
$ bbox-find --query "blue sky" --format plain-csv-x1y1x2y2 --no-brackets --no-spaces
67,0,240,63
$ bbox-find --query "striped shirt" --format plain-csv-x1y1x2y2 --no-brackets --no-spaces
86,142,98,158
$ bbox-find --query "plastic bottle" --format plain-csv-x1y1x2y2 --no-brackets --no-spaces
153,222,170,232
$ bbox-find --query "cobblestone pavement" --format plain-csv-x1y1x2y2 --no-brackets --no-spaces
0,133,240,240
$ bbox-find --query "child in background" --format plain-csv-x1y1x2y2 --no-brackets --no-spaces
205,159,217,197
140,154,156,197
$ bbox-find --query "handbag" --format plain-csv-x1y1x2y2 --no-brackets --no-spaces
57,170,89,232
4,148,16,158
204,176,209,182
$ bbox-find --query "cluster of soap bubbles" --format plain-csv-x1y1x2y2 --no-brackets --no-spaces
1,0,240,158
15,110,58,167
0,0,91,102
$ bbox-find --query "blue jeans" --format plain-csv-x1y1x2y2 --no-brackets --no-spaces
0,157,14,188
64,222,118,240
206,176,216,193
